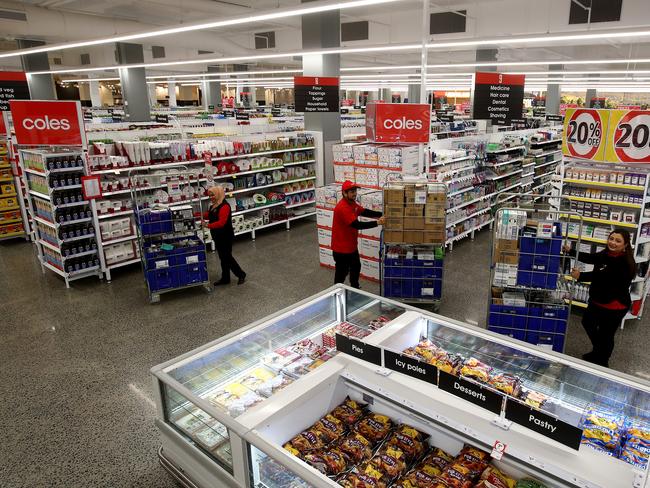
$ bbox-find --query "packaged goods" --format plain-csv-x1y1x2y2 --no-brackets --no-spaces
353,413,394,445
337,433,374,463
303,448,351,476
331,396,369,425
460,358,493,383
386,424,429,461
368,445,408,479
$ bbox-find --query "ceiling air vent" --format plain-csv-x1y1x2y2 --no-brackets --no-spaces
569,0,622,24
80,53,91,65
53,57,62,65
255,32,276,49
152,46,165,59
341,21,369,42
198,50,214,55
430,10,466,35
0,9,27,21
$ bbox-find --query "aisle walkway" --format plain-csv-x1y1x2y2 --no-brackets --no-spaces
1,223,648,487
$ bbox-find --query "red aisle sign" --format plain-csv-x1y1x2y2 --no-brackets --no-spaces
10,100,85,146
365,103,431,143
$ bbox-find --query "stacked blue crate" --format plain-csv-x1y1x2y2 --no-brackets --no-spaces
488,222,569,353
383,247,443,301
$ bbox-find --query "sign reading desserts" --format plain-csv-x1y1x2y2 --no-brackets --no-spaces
473,72,525,125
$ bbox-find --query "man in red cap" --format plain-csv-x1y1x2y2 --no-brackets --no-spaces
331,180,384,288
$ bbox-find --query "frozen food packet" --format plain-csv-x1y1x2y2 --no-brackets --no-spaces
353,413,394,445
519,389,549,410
460,357,493,383
438,463,474,488
393,468,439,488
313,414,347,443
489,372,522,397
287,428,329,452
480,466,516,488
368,445,408,480
303,448,350,476
283,442,302,458
331,396,369,425
338,463,388,488
387,424,430,461
419,446,454,473
434,353,462,375
454,445,490,477
337,433,374,463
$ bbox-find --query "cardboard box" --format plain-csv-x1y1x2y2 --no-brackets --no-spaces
384,205,404,217
384,230,404,243
317,227,332,247
426,192,446,203
424,223,445,234
360,218,382,239
360,258,380,281
404,217,425,230
425,216,445,226
494,248,519,265
423,231,445,243
403,230,424,243
384,217,404,230
359,237,381,259
425,205,446,218
384,187,405,204
404,205,424,217
319,246,335,267
495,238,518,250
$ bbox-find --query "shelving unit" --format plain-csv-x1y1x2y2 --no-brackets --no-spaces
0,136,25,240
561,158,650,326
20,149,101,287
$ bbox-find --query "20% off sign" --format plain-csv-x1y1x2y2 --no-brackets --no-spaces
606,110,650,163
563,109,607,160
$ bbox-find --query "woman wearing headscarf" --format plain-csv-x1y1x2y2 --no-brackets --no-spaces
204,186,246,286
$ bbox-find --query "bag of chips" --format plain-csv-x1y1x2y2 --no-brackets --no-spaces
287,428,329,452
419,447,453,474
489,372,522,397
393,468,439,488
369,445,408,479
303,448,350,476
438,463,473,488
313,414,347,443
353,413,393,445
337,433,374,464
331,396,368,425
580,408,625,451
387,424,430,462
460,358,493,383
479,466,516,488
338,463,388,488
283,443,302,458
455,445,490,478
620,419,650,468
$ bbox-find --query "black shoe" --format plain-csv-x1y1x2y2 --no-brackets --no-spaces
582,351,595,361
237,273,246,285
214,280,230,286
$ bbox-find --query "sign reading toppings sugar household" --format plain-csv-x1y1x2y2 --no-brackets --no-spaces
473,72,526,126
294,76,339,113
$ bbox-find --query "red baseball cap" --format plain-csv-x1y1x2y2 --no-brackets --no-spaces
342,180,359,192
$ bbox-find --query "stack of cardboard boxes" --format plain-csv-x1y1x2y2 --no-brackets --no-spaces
383,183,446,244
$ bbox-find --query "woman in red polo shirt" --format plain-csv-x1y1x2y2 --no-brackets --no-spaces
569,229,636,367
331,181,384,288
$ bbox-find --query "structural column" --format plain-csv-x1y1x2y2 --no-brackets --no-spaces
545,64,562,115
203,66,222,109
301,3,341,185
116,42,150,121
379,88,391,102
408,82,420,103
18,39,56,100
167,82,177,108
89,80,102,107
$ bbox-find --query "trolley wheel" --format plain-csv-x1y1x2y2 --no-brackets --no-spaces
203,284,213,294
150,294,161,304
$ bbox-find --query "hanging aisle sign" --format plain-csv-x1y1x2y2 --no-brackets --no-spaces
562,108,609,162
365,102,431,143
10,100,86,146
472,72,525,125
294,76,339,113
605,109,650,163
0,72,30,112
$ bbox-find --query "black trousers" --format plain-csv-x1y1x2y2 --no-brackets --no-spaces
333,251,361,289
582,304,627,367
215,239,245,283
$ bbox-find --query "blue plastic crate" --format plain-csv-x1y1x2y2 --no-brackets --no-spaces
384,266,399,278
488,326,526,341
384,278,402,297
520,235,562,256
553,334,565,352
179,263,208,286
146,268,179,292
401,279,414,297
526,331,540,344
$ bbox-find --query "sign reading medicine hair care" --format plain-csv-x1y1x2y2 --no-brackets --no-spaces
473,72,525,125
294,76,339,113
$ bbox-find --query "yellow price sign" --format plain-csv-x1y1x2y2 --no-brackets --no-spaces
605,109,650,163
562,108,609,162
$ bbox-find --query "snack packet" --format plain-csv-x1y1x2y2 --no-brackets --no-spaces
438,463,473,488
369,445,408,479
419,447,453,474
313,414,347,443
489,372,522,397
337,433,374,463
338,464,388,488
455,445,490,478
460,358,493,383
387,424,430,461
303,448,350,476
287,428,329,452
331,396,369,425
480,466,516,488
353,413,393,445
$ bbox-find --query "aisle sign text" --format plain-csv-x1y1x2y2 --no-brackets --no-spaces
384,350,437,384
605,109,650,163
0,72,30,112
294,76,339,113
335,334,382,366
472,72,525,125
562,108,609,161
10,100,85,146
366,103,431,143
505,399,583,450
438,371,504,414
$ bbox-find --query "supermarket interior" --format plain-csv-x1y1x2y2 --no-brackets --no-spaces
2,1,650,487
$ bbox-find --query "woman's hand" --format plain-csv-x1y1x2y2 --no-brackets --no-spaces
570,267,581,280
563,243,572,253
202,220,210,227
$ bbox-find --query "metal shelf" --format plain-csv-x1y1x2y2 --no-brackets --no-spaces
486,145,525,154
232,201,285,216
565,195,642,209
286,200,316,209
227,176,316,196
564,179,645,192
98,209,134,219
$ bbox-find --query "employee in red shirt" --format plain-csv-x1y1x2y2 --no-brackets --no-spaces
203,186,246,286
331,180,384,288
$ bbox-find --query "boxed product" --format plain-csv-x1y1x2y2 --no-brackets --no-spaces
403,230,424,244
319,246,335,267
384,230,404,243
404,217,424,230
384,187,405,204
317,227,332,247
360,257,380,281
359,237,381,259
493,263,518,287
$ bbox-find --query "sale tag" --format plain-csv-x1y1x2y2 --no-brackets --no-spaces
491,440,507,460
605,110,650,163
562,108,609,162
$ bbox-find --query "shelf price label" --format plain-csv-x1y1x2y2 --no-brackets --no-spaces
605,109,650,163
562,108,609,161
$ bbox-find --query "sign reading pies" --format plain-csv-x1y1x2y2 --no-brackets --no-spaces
294,76,339,113
0,71,30,112
473,72,525,125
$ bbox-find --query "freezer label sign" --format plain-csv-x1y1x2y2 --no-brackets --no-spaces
438,371,504,414
335,333,382,366
562,108,609,162
10,100,84,146
384,350,438,384
606,110,650,163
505,398,583,450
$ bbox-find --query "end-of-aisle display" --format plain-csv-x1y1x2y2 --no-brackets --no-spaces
0,137,25,240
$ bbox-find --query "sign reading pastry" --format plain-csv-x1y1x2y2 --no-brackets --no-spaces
294,76,339,113
473,72,525,125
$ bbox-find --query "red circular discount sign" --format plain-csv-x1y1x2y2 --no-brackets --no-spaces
565,109,604,159
613,110,650,163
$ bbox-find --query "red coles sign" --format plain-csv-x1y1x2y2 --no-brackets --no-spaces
365,103,431,143
10,100,85,146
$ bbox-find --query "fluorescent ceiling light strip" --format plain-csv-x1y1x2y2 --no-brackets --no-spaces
0,0,405,59
147,77,296,84
146,69,302,79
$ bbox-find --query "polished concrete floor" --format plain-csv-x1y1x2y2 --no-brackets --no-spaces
1,222,649,487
